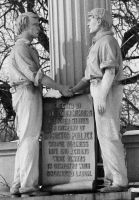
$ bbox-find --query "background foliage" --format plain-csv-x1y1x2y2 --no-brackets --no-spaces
112,0,139,132
0,0,138,141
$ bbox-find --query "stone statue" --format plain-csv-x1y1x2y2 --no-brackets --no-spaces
70,8,128,193
7,12,71,198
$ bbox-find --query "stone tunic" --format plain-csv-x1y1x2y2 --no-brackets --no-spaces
7,38,42,193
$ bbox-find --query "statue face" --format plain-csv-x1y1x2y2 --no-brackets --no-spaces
88,16,100,34
28,17,40,39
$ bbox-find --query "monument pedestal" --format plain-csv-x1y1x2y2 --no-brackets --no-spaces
0,189,133,200
122,130,139,182
0,141,17,191
42,94,97,192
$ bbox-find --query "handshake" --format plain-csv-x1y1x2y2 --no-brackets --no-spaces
59,85,75,97
58,79,88,97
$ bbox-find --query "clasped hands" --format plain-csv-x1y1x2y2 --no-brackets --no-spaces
59,85,74,97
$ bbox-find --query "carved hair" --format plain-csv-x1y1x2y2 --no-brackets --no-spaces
15,12,38,35
88,8,112,30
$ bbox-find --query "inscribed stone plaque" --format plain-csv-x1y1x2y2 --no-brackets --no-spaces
42,94,96,191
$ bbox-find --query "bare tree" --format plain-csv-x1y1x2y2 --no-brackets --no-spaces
112,0,139,132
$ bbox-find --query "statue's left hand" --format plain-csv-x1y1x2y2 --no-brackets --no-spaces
97,96,106,114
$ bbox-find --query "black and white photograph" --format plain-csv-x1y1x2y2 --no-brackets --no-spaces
0,0,139,199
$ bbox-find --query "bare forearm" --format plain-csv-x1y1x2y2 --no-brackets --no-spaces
41,75,63,91
35,72,72,97
71,79,89,94
101,68,115,98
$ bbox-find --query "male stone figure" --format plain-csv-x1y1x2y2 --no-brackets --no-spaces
7,12,70,197
70,8,128,192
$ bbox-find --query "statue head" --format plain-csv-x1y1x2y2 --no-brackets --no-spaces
15,12,40,36
88,8,112,31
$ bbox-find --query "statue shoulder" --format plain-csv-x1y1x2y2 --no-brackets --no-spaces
100,35,119,49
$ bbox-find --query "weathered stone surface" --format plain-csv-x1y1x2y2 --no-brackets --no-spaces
123,130,139,182
0,190,132,200
42,94,96,192
0,141,17,191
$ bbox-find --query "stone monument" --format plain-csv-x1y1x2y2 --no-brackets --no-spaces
42,0,112,192
42,94,96,192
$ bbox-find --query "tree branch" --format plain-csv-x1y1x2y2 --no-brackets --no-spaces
121,24,139,59
123,97,139,113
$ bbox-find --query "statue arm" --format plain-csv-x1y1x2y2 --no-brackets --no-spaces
38,74,71,97
14,43,71,97
97,68,115,114
41,74,63,91
101,68,115,99
70,78,90,94
14,44,38,82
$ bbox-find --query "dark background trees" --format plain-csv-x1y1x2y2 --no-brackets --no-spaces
0,0,138,140
112,0,139,132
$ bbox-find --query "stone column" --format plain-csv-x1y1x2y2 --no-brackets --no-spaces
48,0,111,86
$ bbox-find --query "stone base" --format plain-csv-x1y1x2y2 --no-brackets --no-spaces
0,190,134,200
0,141,17,191
122,130,139,182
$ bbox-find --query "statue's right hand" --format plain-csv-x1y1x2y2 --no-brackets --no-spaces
60,86,73,97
